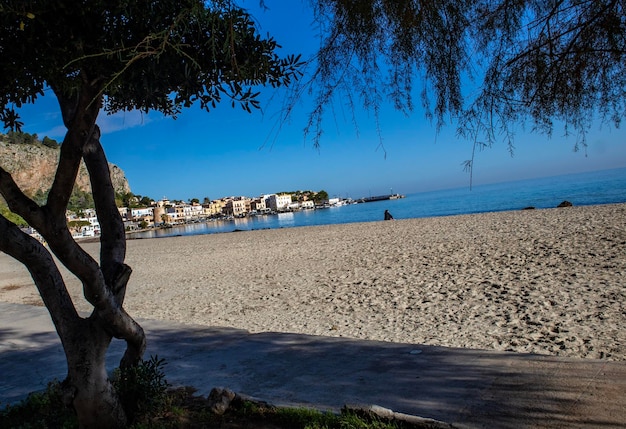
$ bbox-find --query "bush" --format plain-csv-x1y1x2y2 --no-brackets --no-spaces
0,380,77,429
112,355,170,423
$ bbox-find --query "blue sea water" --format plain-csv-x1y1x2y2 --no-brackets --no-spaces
131,167,626,239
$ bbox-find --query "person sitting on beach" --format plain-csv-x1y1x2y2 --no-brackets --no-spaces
384,210,394,220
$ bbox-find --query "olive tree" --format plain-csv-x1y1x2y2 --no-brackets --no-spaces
0,1,300,427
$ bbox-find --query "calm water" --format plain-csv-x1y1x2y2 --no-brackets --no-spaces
131,168,626,239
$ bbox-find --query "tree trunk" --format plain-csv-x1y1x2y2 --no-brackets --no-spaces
64,318,126,428
0,80,145,428
0,212,129,428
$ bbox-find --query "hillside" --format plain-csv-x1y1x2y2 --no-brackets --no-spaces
0,134,131,200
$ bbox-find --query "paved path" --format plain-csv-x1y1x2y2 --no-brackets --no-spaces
1,302,624,428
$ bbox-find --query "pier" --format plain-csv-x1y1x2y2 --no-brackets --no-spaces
357,193,405,203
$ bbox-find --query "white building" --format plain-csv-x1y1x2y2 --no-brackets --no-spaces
118,207,129,221
188,204,204,219
130,207,154,219
21,226,45,243
266,194,292,211
80,223,100,237
74,216,101,237
301,200,315,210
181,204,194,220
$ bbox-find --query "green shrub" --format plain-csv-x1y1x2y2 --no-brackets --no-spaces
112,355,170,423
0,380,77,429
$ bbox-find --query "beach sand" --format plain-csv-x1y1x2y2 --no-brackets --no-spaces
1,204,624,360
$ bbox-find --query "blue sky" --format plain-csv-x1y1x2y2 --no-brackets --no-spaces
16,2,626,201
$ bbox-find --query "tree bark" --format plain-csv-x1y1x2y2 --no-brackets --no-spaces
83,128,146,368
0,216,127,428
63,318,127,428
0,78,145,428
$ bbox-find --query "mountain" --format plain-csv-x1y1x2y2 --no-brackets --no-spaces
0,135,131,199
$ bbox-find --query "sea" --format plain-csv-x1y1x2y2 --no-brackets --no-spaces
131,167,626,239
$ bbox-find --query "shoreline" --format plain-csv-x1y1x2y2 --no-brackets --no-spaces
1,203,625,361
124,200,624,241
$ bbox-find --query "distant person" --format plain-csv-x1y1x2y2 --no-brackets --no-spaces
384,209,394,221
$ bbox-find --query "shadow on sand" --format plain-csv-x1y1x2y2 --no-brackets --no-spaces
1,303,625,429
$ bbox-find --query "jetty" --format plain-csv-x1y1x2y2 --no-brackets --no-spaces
357,193,405,203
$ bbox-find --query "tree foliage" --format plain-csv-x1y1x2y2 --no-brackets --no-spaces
5,130,40,145
466,1,626,148
298,0,626,165
0,203,27,226
120,194,155,208
1,0,302,130
41,136,60,148
68,188,95,213
313,189,329,203
67,219,91,231
3,131,60,148
35,188,96,213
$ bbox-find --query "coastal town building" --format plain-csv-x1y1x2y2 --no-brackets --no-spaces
65,211,101,238
205,199,227,217
183,202,203,220
21,226,45,243
223,197,249,217
62,189,343,236
250,198,267,213
153,205,166,225
161,211,181,224
79,221,100,237
129,207,154,226
118,207,129,221
300,200,315,210
266,193,292,211
131,207,153,220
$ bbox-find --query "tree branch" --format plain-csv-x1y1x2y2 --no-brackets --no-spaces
82,129,127,294
0,166,46,227
47,84,101,217
0,214,79,340
82,126,146,366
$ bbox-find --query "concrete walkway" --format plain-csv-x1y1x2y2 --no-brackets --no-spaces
1,302,624,428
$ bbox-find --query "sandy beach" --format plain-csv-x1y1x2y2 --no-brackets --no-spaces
1,203,624,361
